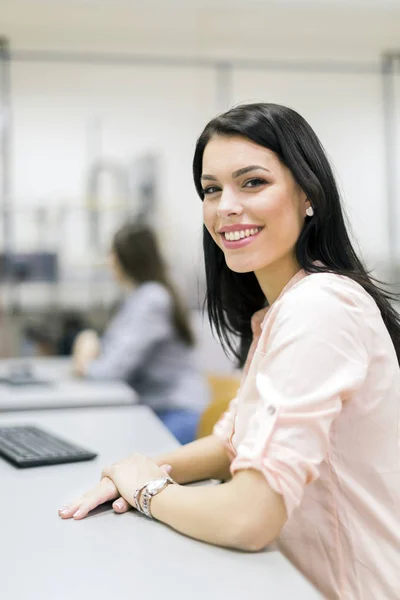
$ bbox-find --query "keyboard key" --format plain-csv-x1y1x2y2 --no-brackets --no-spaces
0,425,97,468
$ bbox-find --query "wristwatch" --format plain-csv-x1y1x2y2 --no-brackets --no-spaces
134,475,175,519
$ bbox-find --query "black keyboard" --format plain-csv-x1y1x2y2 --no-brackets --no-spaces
0,425,97,468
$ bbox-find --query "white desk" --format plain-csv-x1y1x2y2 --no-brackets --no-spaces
0,406,320,600
0,357,137,411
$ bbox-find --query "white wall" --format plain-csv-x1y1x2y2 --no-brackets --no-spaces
2,1,400,61
231,70,391,264
0,0,399,306
10,61,216,261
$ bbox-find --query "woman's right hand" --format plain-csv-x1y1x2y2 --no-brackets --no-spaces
58,464,172,520
58,476,119,520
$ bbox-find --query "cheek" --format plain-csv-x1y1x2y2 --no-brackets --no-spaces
266,193,303,229
259,195,304,250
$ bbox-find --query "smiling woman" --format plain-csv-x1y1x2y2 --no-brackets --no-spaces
60,103,400,600
201,137,309,296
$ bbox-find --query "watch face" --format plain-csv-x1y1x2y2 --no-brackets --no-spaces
147,479,167,494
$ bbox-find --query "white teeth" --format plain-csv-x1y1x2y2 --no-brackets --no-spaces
224,227,260,241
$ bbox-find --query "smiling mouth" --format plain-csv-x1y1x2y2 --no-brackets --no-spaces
221,227,262,241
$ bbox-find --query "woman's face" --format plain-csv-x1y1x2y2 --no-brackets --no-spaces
201,135,311,276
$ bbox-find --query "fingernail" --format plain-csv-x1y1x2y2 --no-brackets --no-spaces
114,501,123,510
59,506,67,512
73,509,82,518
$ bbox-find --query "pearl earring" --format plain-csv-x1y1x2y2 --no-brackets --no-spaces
306,206,314,217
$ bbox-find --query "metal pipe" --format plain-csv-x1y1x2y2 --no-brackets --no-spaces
215,61,233,112
0,37,12,261
86,161,130,250
0,37,15,356
382,52,400,265
11,49,380,75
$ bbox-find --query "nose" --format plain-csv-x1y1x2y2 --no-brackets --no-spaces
217,188,243,218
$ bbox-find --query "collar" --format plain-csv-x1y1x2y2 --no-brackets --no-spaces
251,267,308,337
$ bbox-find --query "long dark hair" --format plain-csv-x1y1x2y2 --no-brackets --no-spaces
192,103,400,366
113,223,195,346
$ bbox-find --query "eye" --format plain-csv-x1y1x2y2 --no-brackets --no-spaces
243,177,267,188
202,186,221,196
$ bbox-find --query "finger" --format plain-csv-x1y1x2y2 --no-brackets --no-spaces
112,497,131,513
160,463,172,474
73,479,119,520
71,499,99,520
101,465,115,480
58,500,82,519
59,478,118,520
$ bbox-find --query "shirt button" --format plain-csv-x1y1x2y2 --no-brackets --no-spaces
267,404,276,416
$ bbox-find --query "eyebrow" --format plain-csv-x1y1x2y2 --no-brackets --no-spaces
201,165,271,181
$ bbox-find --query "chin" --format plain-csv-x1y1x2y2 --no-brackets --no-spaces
225,256,260,274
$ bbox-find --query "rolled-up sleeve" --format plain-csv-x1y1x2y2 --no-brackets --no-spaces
213,395,240,459
230,282,369,518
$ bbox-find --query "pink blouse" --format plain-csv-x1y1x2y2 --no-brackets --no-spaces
214,269,400,599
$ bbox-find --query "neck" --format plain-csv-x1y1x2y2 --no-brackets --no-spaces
255,254,301,305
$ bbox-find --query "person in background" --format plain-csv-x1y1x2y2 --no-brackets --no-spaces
23,312,88,357
57,312,88,356
23,319,56,356
61,103,399,599
72,223,209,445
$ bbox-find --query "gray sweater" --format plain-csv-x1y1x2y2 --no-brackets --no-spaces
87,282,209,412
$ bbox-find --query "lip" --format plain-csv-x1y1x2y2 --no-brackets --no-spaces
219,227,263,250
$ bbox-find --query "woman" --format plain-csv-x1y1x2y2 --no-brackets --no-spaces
72,223,209,445
61,104,400,599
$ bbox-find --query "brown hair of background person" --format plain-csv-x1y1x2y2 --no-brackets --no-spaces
112,223,195,347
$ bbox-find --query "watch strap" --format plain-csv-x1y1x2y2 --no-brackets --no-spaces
135,475,175,518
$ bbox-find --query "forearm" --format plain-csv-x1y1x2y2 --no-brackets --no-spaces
155,435,232,484
151,470,285,551
85,354,130,380
73,330,101,377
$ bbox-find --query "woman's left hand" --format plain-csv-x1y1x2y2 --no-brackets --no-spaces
102,454,172,512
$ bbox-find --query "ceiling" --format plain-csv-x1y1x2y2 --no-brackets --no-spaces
6,0,400,8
